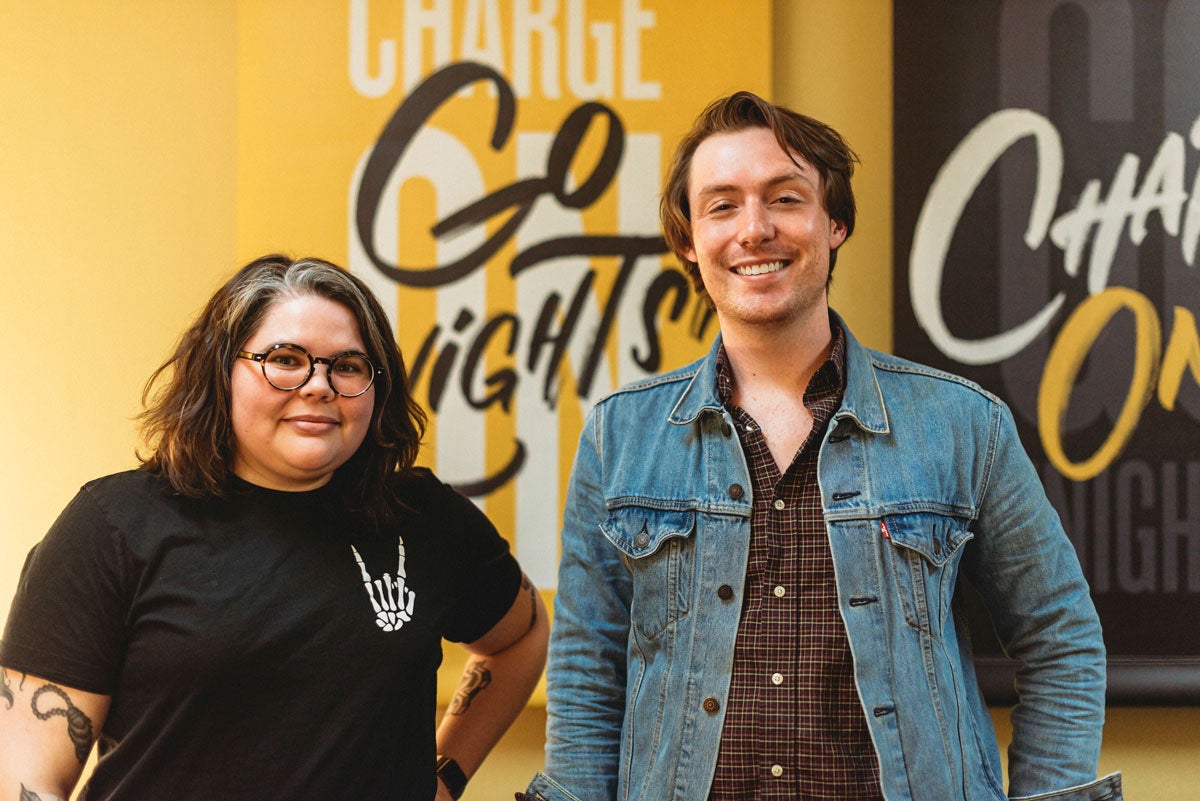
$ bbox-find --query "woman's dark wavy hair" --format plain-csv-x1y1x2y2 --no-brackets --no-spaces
660,91,859,298
138,254,426,521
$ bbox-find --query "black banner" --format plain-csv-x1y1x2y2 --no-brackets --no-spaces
894,0,1200,703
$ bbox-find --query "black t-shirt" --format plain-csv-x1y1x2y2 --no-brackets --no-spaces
0,468,522,800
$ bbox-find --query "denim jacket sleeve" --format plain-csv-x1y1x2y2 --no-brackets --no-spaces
962,401,1110,798
526,406,629,801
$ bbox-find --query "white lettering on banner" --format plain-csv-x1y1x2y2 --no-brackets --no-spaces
620,0,658,100
910,108,1200,367
1044,459,1200,595
565,0,614,98
350,0,396,97
404,0,454,94
348,0,662,99
462,0,505,74
512,0,559,98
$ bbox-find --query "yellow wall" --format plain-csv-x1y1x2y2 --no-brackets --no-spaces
0,2,238,607
0,2,1195,798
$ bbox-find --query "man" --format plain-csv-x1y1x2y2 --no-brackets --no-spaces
522,92,1122,800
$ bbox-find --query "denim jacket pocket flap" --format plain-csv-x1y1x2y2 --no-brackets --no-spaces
602,506,696,558
884,512,973,567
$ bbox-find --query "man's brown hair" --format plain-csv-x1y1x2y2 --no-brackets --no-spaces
659,91,859,295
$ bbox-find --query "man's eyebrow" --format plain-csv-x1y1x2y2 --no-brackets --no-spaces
694,169,814,198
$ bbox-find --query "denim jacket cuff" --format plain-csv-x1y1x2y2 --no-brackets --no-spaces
1010,771,1123,801
521,771,587,801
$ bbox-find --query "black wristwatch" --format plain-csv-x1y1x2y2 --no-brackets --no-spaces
436,755,468,800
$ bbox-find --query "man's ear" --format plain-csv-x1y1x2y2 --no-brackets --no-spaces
829,218,848,249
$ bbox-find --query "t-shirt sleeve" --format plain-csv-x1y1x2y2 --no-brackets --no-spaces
0,484,129,695
432,480,523,645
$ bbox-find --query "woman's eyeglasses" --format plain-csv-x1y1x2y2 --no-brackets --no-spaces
237,343,380,398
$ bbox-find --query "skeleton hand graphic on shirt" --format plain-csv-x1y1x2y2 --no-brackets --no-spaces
351,539,416,632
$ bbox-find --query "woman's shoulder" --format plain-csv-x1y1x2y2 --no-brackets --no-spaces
387,468,498,536
389,466,454,512
69,468,204,535
78,468,179,510
84,467,172,494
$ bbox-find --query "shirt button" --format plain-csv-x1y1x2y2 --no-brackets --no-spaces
773,585,786,598
702,697,720,714
717,584,734,600
770,764,784,777
771,672,784,685
773,499,785,510
634,531,650,548
728,483,745,500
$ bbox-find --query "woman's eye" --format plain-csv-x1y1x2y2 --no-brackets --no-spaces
334,356,370,375
265,349,307,369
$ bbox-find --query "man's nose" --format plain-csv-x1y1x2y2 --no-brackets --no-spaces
738,201,775,247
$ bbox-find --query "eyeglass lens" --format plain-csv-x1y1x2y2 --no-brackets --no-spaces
261,345,375,396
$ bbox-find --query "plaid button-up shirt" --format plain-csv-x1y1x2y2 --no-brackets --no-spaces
709,327,883,800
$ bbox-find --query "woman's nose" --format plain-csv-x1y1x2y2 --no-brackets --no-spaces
299,366,337,399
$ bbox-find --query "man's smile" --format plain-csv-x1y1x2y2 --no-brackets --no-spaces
732,260,788,276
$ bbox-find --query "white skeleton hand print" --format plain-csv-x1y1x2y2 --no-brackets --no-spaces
351,537,415,632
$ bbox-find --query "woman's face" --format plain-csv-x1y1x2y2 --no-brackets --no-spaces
229,293,376,491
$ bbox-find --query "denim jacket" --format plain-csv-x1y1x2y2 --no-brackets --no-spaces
524,315,1121,801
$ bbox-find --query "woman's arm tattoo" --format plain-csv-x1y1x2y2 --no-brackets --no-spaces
1,669,13,710
522,575,538,630
447,660,492,716
30,684,93,764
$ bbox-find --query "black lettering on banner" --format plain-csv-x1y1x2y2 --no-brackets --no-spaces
355,62,715,495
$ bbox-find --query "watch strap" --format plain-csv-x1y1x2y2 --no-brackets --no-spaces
436,755,468,800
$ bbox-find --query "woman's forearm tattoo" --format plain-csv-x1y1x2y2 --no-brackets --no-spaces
448,660,492,716
522,575,538,630
31,684,93,764
1,669,13,710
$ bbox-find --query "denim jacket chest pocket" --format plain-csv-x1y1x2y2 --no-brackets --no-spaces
601,506,696,640
881,512,974,634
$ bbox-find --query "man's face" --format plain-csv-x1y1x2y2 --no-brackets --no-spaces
683,126,846,334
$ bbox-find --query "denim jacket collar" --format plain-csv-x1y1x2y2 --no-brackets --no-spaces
666,310,890,435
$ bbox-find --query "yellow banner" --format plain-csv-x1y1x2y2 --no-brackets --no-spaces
238,0,771,588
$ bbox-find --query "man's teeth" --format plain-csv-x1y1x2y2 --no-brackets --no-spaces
733,261,784,276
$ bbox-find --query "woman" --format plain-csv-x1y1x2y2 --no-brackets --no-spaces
0,255,548,800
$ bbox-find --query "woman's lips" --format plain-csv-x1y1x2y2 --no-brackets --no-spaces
285,415,339,433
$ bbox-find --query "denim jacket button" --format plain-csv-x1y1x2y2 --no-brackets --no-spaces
634,531,650,548
721,422,733,437
702,696,720,714
728,483,745,500
717,584,734,600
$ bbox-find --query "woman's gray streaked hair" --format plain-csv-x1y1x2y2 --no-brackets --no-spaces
139,254,426,521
